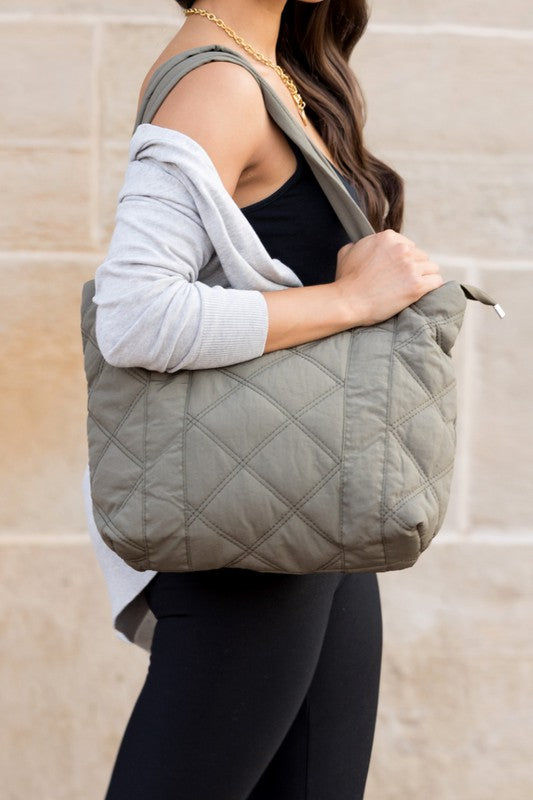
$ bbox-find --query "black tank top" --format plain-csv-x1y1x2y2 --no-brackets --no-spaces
240,137,363,287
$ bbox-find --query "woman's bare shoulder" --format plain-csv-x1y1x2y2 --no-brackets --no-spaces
136,51,268,196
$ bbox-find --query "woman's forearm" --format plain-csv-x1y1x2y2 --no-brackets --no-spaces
260,282,362,353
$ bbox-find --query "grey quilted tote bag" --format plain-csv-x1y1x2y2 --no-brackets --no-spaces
80,46,503,575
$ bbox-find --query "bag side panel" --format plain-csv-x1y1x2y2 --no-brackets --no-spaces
81,281,152,569
380,281,467,558
341,322,396,571
144,371,191,571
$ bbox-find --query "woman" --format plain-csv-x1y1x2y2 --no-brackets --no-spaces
86,1,443,797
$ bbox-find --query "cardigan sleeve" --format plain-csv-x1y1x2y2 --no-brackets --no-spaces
92,160,269,373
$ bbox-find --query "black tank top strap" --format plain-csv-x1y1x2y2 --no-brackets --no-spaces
241,137,363,287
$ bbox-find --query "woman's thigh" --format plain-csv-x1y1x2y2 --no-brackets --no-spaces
104,568,381,800
247,571,382,800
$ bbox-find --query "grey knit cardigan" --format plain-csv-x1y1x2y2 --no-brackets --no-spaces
82,122,325,651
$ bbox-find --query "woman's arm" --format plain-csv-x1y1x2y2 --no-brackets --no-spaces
259,283,355,353
93,157,269,372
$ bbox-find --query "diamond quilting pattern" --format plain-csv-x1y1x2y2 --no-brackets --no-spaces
191,468,291,542
246,425,338,504
183,342,348,570
247,350,343,414
189,385,289,464
184,425,241,508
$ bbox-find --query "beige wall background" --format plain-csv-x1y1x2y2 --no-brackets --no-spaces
0,1,531,797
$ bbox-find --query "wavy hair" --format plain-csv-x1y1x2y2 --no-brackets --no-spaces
174,0,404,232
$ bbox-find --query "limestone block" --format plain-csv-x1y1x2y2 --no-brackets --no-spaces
467,270,533,528
366,539,533,800
1,0,179,15
0,146,92,250
352,33,533,156
0,22,92,140
100,22,180,141
387,155,533,261
370,0,532,28
0,540,148,800
0,256,103,532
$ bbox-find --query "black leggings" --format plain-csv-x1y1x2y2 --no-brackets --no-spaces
104,568,382,800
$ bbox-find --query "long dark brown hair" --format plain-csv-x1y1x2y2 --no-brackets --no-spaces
174,0,404,232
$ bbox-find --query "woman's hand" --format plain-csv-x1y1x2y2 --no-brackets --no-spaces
334,229,444,326
261,230,443,354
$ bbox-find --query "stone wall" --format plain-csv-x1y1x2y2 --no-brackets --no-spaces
0,2,531,797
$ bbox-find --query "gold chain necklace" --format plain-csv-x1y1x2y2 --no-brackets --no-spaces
184,7,308,126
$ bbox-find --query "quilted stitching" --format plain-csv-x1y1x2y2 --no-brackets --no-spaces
80,279,468,574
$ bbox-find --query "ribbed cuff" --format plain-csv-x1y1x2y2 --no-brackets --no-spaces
196,285,269,368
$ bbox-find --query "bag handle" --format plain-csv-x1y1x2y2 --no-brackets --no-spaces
133,44,504,318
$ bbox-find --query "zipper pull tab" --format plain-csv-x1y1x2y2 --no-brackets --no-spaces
460,283,506,318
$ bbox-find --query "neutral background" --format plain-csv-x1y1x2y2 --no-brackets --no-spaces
0,1,531,798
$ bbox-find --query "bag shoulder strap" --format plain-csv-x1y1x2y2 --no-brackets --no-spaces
133,43,374,242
